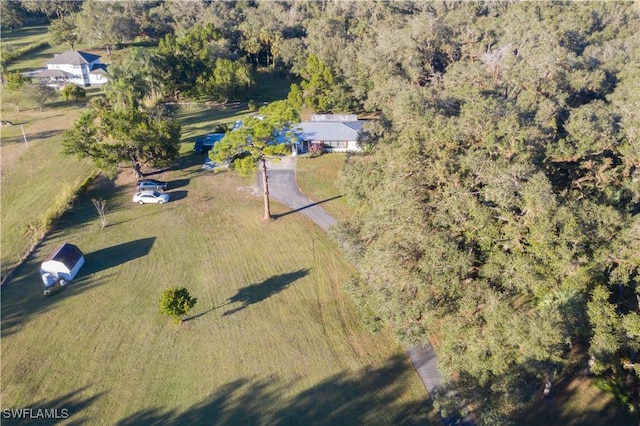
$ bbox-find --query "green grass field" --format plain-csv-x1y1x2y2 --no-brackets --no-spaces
0,104,97,280
0,41,435,422
1,25,110,74
1,148,434,424
1,26,634,426
296,154,355,221
0,25,48,49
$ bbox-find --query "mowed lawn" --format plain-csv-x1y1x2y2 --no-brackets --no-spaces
0,103,97,280
1,133,434,423
296,154,354,221
1,25,108,75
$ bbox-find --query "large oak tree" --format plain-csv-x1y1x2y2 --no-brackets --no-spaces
63,99,180,178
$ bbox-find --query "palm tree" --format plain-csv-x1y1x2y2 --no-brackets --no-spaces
122,47,165,103
104,62,147,110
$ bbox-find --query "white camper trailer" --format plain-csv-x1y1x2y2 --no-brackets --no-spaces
40,243,84,294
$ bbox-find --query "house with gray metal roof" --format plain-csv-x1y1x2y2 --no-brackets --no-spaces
294,114,365,153
29,51,108,88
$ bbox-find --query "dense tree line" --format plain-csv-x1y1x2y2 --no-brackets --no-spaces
315,2,640,422
45,0,640,422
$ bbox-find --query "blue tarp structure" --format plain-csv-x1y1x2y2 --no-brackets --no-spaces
194,133,225,153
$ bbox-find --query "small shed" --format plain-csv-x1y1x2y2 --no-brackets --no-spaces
40,243,85,286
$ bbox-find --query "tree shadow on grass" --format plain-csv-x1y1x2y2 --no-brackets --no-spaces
183,307,217,322
2,238,155,335
47,175,129,238
175,104,249,134
430,364,637,426
512,373,636,426
0,129,64,145
168,178,190,190
4,386,106,426
166,190,188,202
25,129,65,141
1,265,113,337
221,269,310,317
271,195,343,219
80,237,156,277
1,25,48,40
145,150,210,177
116,353,437,425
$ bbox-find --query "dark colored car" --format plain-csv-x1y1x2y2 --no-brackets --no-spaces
136,179,168,192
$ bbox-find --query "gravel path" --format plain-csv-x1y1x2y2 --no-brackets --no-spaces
260,156,445,397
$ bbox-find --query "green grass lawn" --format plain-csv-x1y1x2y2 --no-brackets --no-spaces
1,48,435,422
1,150,435,424
1,25,56,73
296,153,355,221
1,24,113,74
1,26,49,44
175,103,252,145
1,26,633,426
251,68,296,105
0,103,96,280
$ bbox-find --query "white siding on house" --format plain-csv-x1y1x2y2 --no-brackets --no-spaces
29,51,108,88
294,116,365,153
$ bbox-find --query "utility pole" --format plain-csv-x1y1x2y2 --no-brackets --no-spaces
21,124,28,147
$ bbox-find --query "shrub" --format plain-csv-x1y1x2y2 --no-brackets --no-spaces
309,142,324,158
61,83,86,101
5,71,29,91
158,287,198,324
0,41,49,68
214,123,230,133
92,198,108,229
20,174,97,253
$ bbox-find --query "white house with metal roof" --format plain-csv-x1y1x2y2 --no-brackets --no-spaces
29,51,108,88
294,114,364,153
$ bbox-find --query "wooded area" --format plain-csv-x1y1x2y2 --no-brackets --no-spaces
3,0,639,423
328,2,640,422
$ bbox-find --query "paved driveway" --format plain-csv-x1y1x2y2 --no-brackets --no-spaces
259,156,337,231
258,156,445,399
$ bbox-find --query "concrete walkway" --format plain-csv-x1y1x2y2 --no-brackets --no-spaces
260,156,445,397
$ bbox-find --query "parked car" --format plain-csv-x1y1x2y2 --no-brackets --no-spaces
137,179,168,192
132,190,169,205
